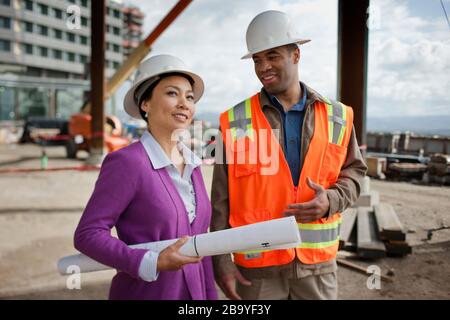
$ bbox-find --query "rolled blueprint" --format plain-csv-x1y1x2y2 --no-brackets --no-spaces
58,216,301,275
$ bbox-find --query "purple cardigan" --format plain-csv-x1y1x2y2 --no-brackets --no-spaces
74,141,217,300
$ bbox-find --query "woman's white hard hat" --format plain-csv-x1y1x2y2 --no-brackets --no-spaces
124,54,204,119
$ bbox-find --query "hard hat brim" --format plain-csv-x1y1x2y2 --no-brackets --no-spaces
124,69,204,120
241,38,311,59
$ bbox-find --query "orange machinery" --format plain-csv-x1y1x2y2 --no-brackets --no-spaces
66,114,129,158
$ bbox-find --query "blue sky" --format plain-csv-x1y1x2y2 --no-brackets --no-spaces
118,0,450,120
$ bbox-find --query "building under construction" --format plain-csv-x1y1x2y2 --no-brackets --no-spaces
0,0,144,123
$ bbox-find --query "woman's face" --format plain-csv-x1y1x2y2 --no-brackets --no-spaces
141,75,195,134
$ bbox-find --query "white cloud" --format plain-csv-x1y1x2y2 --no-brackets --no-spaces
119,0,338,120
368,0,450,116
118,0,450,122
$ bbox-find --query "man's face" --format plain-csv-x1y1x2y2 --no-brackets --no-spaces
252,45,300,95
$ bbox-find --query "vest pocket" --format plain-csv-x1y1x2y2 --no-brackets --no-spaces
233,149,258,177
229,208,270,227
319,143,348,185
234,163,257,177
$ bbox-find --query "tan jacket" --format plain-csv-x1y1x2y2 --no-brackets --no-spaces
210,82,368,279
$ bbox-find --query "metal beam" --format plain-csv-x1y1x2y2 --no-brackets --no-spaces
338,0,369,148
89,0,106,158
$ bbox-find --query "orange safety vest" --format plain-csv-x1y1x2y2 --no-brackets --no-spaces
219,93,354,267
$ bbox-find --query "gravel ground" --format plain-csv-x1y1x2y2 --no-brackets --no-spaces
0,143,449,300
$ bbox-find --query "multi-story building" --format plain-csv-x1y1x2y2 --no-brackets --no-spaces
122,5,143,58
0,0,144,125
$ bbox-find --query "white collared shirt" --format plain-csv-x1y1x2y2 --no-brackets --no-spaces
138,130,202,282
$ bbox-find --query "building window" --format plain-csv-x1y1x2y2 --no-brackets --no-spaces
1,0,11,6
52,8,63,19
79,35,87,45
113,43,120,53
22,43,33,54
38,3,48,15
38,25,48,36
38,46,48,57
66,32,76,42
23,21,33,32
79,54,87,63
80,0,88,8
52,49,62,60
24,0,33,11
0,39,11,51
113,9,120,19
113,61,120,69
66,52,75,62
53,28,62,39
81,16,88,27
67,0,77,4
0,16,11,29
113,26,120,36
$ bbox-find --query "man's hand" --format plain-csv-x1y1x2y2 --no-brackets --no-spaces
217,269,251,300
283,177,330,223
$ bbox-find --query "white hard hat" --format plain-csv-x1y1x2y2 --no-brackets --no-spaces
124,54,204,119
242,10,311,59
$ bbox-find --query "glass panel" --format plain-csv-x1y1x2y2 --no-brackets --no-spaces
0,86,15,120
17,88,49,119
55,88,84,119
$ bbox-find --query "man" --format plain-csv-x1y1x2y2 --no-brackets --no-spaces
210,10,367,300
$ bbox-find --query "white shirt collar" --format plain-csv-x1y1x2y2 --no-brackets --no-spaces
140,130,202,170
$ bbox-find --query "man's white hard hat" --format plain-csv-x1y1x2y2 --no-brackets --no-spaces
242,10,311,59
124,54,204,119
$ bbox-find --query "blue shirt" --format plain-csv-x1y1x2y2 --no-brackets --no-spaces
269,83,307,187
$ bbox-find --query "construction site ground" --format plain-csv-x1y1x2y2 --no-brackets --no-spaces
0,143,449,300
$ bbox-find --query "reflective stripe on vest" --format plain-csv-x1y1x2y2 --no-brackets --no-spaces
298,220,341,249
324,97,347,146
228,98,254,141
235,221,341,255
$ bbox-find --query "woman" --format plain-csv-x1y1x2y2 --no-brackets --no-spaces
74,55,217,300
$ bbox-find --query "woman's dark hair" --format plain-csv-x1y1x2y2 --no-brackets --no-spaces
138,72,195,121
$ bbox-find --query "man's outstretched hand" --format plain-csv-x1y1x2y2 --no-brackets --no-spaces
283,177,330,223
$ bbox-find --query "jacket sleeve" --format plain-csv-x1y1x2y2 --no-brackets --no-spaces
325,127,368,216
73,151,148,279
210,142,238,279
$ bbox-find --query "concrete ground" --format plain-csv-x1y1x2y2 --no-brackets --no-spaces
0,143,449,300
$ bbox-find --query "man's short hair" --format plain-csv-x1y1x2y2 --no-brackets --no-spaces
286,43,299,52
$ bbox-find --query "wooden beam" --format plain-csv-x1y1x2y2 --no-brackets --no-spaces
339,208,357,250
385,240,412,256
337,258,394,283
357,207,386,259
374,203,406,241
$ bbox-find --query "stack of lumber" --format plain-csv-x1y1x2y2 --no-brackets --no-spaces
365,156,387,179
339,203,412,259
356,207,386,259
387,162,427,180
374,203,412,256
427,154,450,185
